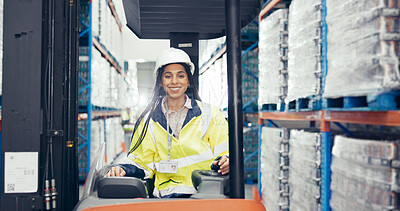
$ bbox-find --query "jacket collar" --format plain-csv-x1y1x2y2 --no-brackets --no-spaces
152,95,202,132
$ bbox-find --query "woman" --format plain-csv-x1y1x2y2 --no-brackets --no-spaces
106,48,229,198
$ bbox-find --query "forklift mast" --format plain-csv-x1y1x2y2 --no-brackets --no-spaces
1,0,79,210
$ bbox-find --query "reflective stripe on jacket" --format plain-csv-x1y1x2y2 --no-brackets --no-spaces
123,98,229,197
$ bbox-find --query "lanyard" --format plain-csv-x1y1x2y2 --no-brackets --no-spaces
165,100,182,161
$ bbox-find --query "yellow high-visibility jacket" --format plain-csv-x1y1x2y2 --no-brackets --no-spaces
124,98,229,197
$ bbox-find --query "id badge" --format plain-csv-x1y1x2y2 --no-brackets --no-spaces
158,160,178,174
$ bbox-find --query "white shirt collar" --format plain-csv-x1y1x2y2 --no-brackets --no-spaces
161,95,192,114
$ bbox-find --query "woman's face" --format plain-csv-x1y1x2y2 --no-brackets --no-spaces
161,63,190,100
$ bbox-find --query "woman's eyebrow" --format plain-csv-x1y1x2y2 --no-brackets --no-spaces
163,70,186,74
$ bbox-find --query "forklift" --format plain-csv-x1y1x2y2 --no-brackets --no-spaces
1,0,264,210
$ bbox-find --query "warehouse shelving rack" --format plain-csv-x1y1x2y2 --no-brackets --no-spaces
258,111,400,210
199,22,260,184
78,0,126,182
258,0,400,210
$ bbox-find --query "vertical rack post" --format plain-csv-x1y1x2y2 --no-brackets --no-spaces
257,120,264,198
86,1,93,178
320,111,331,211
226,0,244,199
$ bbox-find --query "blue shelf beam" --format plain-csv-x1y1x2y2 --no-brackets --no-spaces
267,120,279,128
78,141,88,151
79,20,89,29
244,149,259,163
78,84,89,95
241,41,258,56
79,28,90,38
78,132,88,141
333,122,353,136
242,65,259,81
79,75,89,84
243,96,258,110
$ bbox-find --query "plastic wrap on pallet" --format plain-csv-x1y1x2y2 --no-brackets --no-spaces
89,0,126,109
105,118,116,164
332,135,400,167
199,53,228,109
332,155,400,192
330,190,397,211
118,67,138,108
117,75,127,108
261,127,290,211
324,0,400,98
90,119,105,167
289,129,321,211
92,0,123,62
261,173,290,211
103,117,125,164
286,0,322,103
290,165,320,197
290,130,321,163
258,9,289,105
290,183,321,211
290,158,321,184
114,117,125,153
331,173,399,210
199,36,228,110
91,47,110,107
261,172,290,211
199,36,226,67
331,135,400,210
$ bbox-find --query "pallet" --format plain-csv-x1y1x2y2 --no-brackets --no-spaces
286,97,322,111
322,91,400,111
260,103,286,112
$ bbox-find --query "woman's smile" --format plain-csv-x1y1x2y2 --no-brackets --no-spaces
169,87,181,91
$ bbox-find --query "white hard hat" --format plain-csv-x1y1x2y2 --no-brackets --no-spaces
154,47,195,77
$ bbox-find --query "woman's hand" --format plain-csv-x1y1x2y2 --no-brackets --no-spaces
212,155,229,175
105,166,126,177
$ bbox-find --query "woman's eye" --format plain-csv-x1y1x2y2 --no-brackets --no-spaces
178,75,185,78
164,75,171,79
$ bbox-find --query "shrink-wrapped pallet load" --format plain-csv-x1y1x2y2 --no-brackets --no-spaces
258,9,289,107
324,0,400,97
286,0,323,103
289,130,322,211
261,127,290,211
330,135,400,210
